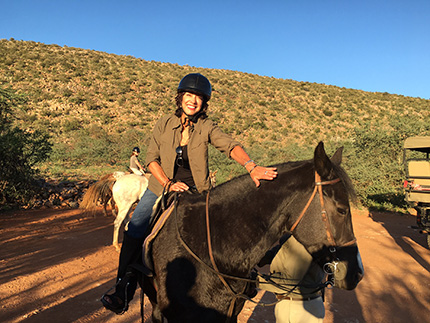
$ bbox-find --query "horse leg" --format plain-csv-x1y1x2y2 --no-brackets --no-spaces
113,208,128,252
113,202,133,252
141,276,164,323
110,198,117,217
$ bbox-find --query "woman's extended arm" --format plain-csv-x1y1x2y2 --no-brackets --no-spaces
230,146,277,187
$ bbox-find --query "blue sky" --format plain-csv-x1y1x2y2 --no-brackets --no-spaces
1,0,429,99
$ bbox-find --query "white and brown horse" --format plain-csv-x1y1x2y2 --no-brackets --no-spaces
80,172,150,251
81,170,217,251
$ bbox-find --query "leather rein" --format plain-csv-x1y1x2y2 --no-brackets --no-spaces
174,171,356,322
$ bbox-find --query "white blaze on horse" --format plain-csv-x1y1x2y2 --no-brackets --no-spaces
80,172,150,251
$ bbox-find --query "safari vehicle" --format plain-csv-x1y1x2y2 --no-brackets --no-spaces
403,136,430,248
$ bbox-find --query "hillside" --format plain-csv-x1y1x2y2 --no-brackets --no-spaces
2,39,428,145
1,39,429,208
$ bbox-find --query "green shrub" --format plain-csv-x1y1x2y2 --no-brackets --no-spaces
0,87,52,206
347,117,430,210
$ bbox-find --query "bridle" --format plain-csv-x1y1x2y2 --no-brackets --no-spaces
174,170,357,322
288,171,357,286
289,171,357,248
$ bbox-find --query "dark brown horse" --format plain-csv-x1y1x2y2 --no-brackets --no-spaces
142,142,363,322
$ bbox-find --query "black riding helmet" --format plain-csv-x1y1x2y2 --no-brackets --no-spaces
132,147,140,153
177,73,212,101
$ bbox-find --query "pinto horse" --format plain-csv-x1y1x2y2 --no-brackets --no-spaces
141,142,364,323
81,172,150,251
111,173,150,250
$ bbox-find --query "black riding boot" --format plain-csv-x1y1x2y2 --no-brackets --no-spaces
101,232,143,314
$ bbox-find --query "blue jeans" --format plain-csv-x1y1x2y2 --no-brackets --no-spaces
127,189,158,239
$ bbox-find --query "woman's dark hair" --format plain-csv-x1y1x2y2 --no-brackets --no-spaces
174,92,209,119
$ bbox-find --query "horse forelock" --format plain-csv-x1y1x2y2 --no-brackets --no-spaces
331,163,357,204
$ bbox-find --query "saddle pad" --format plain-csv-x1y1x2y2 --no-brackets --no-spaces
142,202,175,272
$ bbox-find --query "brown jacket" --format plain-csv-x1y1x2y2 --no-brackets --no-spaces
145,114,241,196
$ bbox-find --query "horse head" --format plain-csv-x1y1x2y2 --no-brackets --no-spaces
292,142,364,290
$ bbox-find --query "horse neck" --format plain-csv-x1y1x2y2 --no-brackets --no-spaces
209,160,315,273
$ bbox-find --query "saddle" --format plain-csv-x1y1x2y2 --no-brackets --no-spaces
141,191,178,274
140,185,200,276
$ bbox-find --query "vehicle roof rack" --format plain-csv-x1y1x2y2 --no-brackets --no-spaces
404,136,430,153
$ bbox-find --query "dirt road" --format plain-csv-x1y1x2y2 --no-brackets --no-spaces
1,207,429,323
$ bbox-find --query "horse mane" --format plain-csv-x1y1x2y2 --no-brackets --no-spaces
177,155,357,225
211,160,311,191
196,157,356,206
332,163,357,204
173,160,307,211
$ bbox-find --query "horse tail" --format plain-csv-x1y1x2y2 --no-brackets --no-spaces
80,174,117,214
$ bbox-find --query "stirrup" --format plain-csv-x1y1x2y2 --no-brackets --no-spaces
100,278,130,315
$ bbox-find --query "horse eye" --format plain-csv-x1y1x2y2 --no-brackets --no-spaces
337,208,348,216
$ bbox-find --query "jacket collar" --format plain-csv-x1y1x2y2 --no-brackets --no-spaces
172,114,202,134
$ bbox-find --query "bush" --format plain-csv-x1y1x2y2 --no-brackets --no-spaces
347,116,430,210
0,87,52,206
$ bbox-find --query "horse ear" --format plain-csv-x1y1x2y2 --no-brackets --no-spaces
330,147,343,166
314,142,332,178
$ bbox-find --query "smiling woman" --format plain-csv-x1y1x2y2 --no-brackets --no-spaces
181,92,203,120
101,72,278,316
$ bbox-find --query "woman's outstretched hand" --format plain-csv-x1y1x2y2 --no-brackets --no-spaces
250,166,278,187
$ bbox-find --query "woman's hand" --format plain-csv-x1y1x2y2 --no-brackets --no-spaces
250,166,277,187
229,146,277,187
168,181,189,192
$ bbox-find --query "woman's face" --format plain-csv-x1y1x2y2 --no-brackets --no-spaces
181,92,203,116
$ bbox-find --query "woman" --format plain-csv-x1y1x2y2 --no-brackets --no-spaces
101,73,278,314
129,146,145,175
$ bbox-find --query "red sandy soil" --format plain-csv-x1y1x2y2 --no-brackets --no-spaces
1,207,429,323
